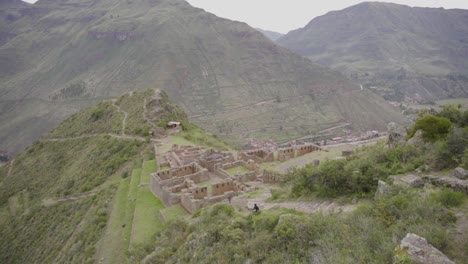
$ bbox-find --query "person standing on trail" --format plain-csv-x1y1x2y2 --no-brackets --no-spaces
253,203,259,212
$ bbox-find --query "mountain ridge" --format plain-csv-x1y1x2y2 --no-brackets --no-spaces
277,1,468,102
0,0,406,154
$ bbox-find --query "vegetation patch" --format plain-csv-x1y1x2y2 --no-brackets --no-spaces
146,188,464,263
226,166,252,175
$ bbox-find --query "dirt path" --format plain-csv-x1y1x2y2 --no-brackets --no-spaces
319,122,351,134
143,97,157,129
41,133,146,142
6,159,15,178
112,101,128,136
231,184,357,214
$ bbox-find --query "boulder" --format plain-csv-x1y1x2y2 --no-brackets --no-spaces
389,174,425,188
407,129,425,146
395,233,454,264
423,175,468,194
450,167,468,180
387,122,407,147
375,180,389,200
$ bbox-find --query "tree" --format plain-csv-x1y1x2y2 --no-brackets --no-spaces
408,115,452,142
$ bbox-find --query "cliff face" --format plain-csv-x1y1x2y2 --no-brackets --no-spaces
0,0,406,154
278,2,468,102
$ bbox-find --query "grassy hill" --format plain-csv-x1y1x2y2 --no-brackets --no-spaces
0,89,225,263
0,0,406,154
277,2,468,103
0,89,465,263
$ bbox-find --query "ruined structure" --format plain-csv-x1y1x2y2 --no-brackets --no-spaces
151,143,322,213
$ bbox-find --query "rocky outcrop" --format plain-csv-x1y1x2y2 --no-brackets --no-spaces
375,180,389,200
423,174,468,194
407,130,424,146
395,233,454,264
387,122,407,147
450,167,468,180
389,174,425,188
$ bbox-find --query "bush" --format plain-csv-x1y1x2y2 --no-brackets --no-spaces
433,190,466,208
408,114,452,142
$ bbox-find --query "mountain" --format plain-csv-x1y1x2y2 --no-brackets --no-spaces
0,0,406,154
255,28,284,41
278,2,468,102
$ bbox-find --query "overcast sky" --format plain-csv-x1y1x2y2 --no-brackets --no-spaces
186,0,468,33
22,0,468,33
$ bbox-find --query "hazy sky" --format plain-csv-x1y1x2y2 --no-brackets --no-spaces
22,0,468,33
186,0,468,33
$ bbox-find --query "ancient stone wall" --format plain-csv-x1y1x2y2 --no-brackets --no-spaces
180,194,203,214
156,163,201,180
189,187,208,200
263,170,284,183
296,144,320,157
278,147,295,161
212,181,244,196
150,175,181,206
240,149,275,163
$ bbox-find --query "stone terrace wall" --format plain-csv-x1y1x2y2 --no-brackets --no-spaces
181,190,241,214
278,147,295,161
156,163,201,180
189,187,208,200
150,177,181,207
296,144,321,157
263,170,284,183
240,150,274,163
212,180,245,196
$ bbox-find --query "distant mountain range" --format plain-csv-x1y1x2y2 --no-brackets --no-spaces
255,28,284,41
0,0,405,154
278,2,468,103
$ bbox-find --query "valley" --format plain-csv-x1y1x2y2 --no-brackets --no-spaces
0,1,467,263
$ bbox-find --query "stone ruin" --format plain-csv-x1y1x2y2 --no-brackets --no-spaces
151,143,322,213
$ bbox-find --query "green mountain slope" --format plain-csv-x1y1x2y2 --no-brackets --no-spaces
277,2,468,102
0,0,406,154
0,89,227,263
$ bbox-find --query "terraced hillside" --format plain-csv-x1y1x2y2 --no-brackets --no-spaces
278,2,468,103
0,89,225,263
0,0,406,154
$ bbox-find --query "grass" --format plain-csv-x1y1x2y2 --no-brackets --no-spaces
128,169,141,200
130,160,164,246
130,187,164,246
115,90,154,137
178,127,232,150
95,178,131,264
44,101,122,139
140,160,156,185
239,188,266,199
159,205,189,223
0,136,143,205
436,98,468,110
226,166,252,174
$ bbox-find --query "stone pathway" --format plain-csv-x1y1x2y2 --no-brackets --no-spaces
231,183,357,214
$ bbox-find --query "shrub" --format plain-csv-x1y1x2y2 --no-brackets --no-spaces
408,114,452,142
433,190,466,208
